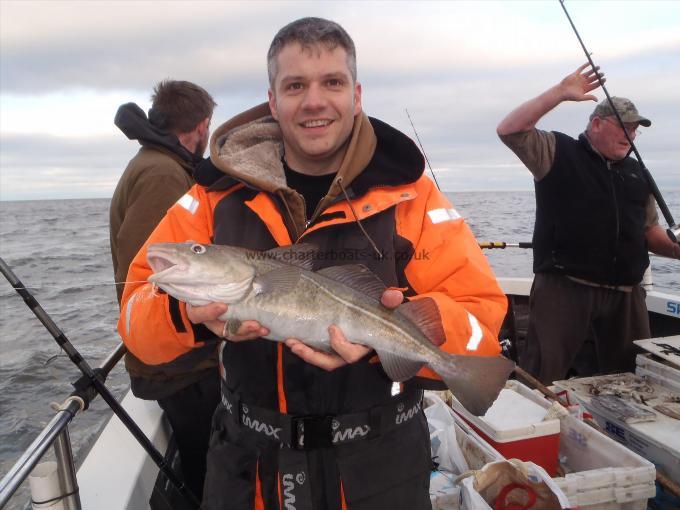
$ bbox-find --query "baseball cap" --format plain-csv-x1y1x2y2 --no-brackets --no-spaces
590,97,651,127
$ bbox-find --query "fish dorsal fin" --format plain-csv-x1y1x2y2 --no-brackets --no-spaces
253,265,301,295
398,298,446,346
375,348,425,382
263,244,317,271
316,264,386,301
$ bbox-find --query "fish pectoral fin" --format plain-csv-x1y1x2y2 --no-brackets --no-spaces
264,244,318,271
317,265,386,302
253,265,301,295
398,298,446,346
375,349,425,382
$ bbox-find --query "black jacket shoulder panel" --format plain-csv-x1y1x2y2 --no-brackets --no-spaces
350,117,425,196
194,157,236,189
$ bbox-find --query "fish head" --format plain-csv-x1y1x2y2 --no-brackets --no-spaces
147,242,256,305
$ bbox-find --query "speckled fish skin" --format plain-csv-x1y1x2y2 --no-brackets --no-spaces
147,242,514,414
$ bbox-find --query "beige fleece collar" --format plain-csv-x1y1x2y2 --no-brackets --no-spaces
209,103,377,202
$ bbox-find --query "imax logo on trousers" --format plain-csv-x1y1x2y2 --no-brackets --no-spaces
332,425,370,443
220,394,233,414
242,415,281,439
281,471,306,510
395,401,422,425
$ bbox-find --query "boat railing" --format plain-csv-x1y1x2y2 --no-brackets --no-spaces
0,342,127,510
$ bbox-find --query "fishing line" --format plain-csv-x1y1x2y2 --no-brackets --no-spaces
558,0,679,244
0,280,149,291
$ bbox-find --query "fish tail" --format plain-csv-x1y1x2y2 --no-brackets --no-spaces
429,353,514,416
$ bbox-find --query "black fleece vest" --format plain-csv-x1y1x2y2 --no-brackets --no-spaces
532,132,649,286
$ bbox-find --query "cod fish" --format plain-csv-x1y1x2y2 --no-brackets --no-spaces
147,242,514,415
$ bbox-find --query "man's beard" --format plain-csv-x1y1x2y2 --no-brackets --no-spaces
193,135,208,162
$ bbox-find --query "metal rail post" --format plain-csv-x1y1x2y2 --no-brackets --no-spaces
53,427,81,510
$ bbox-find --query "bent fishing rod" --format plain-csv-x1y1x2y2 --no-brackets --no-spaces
559,0,679,244
0,257,200,509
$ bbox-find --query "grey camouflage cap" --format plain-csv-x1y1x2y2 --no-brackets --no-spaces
590,97,651,127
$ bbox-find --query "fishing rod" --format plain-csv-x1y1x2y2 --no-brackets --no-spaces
405,109,442,190
479,242,532,250
0,257,200,509
479,242,670,261
558,0,679,245
406,111,534,251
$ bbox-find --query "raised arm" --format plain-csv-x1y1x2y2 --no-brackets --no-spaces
497,63,603,136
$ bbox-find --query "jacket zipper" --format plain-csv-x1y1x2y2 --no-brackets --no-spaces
608,160,621,281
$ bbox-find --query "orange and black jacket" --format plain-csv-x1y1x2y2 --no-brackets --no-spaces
118,104,507,509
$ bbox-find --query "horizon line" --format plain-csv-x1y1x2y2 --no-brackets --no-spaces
2,188,680,203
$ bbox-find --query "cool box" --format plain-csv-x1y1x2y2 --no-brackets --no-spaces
451,387,561,476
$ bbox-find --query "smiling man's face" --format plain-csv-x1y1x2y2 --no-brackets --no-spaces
268,42,362,175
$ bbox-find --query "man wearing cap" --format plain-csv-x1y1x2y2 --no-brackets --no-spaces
496,63,680,384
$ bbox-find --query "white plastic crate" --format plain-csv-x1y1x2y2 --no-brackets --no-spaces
554,376,679,484
636,353,680,393
507,381,657,510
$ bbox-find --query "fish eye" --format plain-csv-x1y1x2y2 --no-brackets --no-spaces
191,243,206,254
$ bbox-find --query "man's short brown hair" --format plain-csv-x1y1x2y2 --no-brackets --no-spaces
149,80,216,134
267,17,357,88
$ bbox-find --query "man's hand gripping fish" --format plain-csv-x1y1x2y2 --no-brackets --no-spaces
147,242,514,415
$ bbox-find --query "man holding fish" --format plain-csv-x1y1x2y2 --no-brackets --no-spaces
119,17,511,509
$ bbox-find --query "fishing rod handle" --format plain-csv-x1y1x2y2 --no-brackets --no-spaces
644,167,679,232
479,242,533,249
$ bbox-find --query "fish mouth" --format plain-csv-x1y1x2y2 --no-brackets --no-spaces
148,254,176,274
147,247,184,282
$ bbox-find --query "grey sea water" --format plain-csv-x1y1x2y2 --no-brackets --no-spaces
0,192,678,508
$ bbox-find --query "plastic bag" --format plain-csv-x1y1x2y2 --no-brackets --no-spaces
425,393,470,474
461,459,572,510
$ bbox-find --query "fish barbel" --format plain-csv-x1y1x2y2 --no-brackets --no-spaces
147,242,514,415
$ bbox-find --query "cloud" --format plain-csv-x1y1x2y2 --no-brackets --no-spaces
2,1,679,94
1,1,679,200
0,133,132,200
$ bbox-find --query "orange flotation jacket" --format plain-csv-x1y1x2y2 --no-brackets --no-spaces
118,104,506,509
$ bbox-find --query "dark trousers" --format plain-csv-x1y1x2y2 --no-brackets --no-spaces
520,273,650,385
157,372,221,501
202,404,433,510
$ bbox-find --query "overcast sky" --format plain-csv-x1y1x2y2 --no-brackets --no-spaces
1,0,678,201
